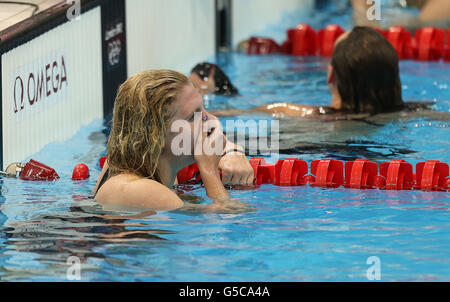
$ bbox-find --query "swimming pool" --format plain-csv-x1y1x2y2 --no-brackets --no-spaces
1,5,449,282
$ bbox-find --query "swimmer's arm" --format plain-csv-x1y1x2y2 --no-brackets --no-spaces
213,103,315,117
252,103,316,116
173,197,253,215
198,164,230,200
211,108,249,117
174,165,253,214
419,0,450,23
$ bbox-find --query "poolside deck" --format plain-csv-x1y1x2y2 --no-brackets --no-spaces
0,0,63,33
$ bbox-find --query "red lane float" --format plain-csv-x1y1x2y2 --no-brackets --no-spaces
379,159,414,190
291,24,317,56
275,158,308,186
415,27,445,61
280,40,292,55
176,163,201,185
248,37,280,55
72,164,90,181
415,160,449,191
317,25,345,57
445,30,450,62
310,159,344,188
248,24,448,62
386,27,414,60
19,159,60,181
345,159,378,189
374,27,388,38
250,158,308,185
250,158,276,185
176,157,450,192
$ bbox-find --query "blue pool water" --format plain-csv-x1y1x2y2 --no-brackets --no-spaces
0,4,449,281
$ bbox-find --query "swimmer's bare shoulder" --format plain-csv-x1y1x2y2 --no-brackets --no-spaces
95,174,184,211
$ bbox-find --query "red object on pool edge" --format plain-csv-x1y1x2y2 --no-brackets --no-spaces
414,27,445,61
317,24,345,57
19,159,60,181
72,164,90,181
248,37,280,55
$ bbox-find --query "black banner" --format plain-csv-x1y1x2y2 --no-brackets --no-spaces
101,0,127,121
0,56,2,170
0,282,446,300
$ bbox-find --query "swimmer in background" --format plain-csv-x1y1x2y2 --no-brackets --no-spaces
213,26,432,119
189,62,239,96
94,70,254,213
352,0,450,31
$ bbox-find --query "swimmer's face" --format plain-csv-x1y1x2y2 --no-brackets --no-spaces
189,71,216,96
164,83,222,163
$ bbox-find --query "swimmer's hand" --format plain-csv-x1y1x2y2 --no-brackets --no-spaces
208,197,255,214
219,141,254,185
174,197,255,215
194,114,229,200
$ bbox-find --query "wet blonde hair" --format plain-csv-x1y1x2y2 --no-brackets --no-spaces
107,69,189,182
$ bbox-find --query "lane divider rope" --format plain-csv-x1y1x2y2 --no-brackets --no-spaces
3,156,448,192
248,24,450,62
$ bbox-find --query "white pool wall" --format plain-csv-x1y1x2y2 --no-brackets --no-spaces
232,0,314,47
126,0,314,74
1,7,103,169
125,0,216,76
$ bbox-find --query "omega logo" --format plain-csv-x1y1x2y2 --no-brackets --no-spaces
13,55,68,114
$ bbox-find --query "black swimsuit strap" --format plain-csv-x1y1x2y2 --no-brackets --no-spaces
94,168,110,197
